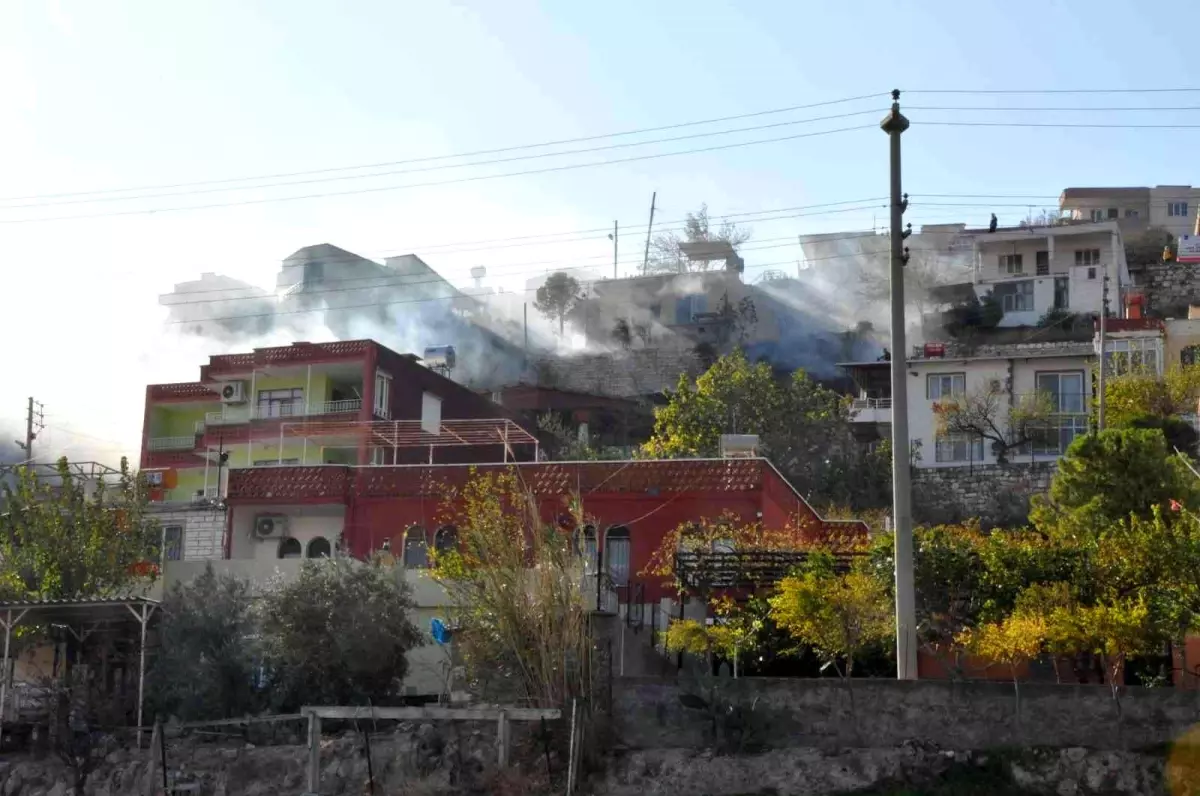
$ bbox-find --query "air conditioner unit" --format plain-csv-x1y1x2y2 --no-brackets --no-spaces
220,381,247,403
253,514,288,539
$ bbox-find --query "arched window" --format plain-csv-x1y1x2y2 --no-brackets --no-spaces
306,537,331,559
403,526,429,569
604,526,630,586
434,525,458,555
277,538,302,560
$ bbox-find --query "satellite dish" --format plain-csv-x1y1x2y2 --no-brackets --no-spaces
431,618,453,645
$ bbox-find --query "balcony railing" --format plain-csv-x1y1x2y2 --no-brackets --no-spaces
147,436,199,451
851,397,892,410
205,399,364,426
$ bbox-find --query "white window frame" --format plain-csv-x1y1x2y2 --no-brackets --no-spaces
1074,248,1102,267
1105,338,1162,376
256,388,304,419
1002,280,1034,312
999,253,1024,275
374,370,392,419
927,373,966,400
1090,209,1106,222
162,524,184,562
1168,201,1190,218
934,434,984,463
1036,371,1086,414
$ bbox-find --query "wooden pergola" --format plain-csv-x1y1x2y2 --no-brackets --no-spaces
0,596,159,746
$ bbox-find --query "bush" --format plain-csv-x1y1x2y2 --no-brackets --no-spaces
146,563,262,722
259,558,422,710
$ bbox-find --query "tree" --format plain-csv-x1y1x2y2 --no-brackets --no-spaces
647,203,751,274
641,350,885,506
769,558,893,678
0,457,157,600
932,386,1054,465
1103,364,1200,455
1032,428,1200,527
956,612,1046,686
147,564,262,722
534,271,583,336
258,558,421,710
430,470,594,709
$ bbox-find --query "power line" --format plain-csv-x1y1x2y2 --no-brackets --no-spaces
0,110,888,210
0,92,889,203
907,88,1200,95
917,121,1200,129
0,124,878,224
908,105,1200,112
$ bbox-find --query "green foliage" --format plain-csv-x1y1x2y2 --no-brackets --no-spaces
1032,428,1200,527
933,388,1054,465
0,457,157,600
430,470,593,708
769,562,893,677
642,350,886,508
258,558,421,711
1104,364,1200,429
147,563,262,721
944,292,1003,337
533,271,582,335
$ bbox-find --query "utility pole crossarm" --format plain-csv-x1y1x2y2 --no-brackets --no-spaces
880,90,918,681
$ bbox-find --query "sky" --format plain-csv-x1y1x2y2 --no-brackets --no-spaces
1,0,1198,463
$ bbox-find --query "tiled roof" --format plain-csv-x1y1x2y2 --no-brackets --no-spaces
149,382,218,401
1099,318,1164,333
206,340,372,375
228,459,767,501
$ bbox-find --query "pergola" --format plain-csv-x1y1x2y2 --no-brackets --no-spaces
275,417,540,464
0,596,159,746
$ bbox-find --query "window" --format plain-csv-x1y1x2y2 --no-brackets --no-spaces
434,525,458,554
1125,209,1140,219
927,373,966,400
1030,415,1089,456
162,525,184,562
1035,250,1050,276
257,388,304,419
403,526,428,568
1090,209,1106,222
253,458,300,467
1087,267,1096,280
934,434,984,463
1106,338,1161,375
1075,249,1102,266
374,370,392,418
999,254,1023,275
1001,280,1034,312
306,537,331,558
604,527,631,586
277,538,302,559
1053,277,1069,310
676,294,704,323
1169,201,1190,217
1107,208,1119,220
1036,371,1086,413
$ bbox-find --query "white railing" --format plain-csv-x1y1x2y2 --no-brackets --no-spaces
194,420,207,434
206,407,252,426
148,436,198,451
307,399,362,416
851,397,892,410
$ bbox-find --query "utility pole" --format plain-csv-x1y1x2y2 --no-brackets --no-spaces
1097,273,1110,432
609,220,619,279
641,192,657,275
14,397,45,464
881,90,918,681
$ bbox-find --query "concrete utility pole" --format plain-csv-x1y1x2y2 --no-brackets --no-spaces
880,90,918,681
642,192,657,275
610,220,619,279
14,397,44,464
1097,273,1110,432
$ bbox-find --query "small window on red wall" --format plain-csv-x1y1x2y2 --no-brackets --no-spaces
434,525,458,555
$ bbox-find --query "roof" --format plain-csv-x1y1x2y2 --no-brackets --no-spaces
0,595,159,627
1060,187,1151,202
1099,318,1165,334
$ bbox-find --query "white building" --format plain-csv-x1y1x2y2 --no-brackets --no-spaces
971,221,1129,327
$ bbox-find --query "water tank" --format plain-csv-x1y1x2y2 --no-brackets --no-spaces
719,434,760,458
423,345,457,372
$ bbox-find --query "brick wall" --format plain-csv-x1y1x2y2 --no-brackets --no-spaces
152,507,225,560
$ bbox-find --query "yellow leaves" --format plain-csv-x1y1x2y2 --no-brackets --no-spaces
956,613,1046,668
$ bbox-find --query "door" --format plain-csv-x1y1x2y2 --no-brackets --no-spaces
604,527,630,586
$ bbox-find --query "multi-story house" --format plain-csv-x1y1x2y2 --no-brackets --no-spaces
1059,185,1200,240
145,339,866,695
971,220,1129,327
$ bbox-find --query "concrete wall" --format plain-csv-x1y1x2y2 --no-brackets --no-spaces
227,504,343,561
613,677,1200,753
1166,318,1200,369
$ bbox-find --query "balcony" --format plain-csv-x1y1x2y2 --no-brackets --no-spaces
850,397,892,424
147,435,200,451
205,399,364,426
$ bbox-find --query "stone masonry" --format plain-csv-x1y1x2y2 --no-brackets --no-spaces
1141,259,1200,318
912,462,1055,527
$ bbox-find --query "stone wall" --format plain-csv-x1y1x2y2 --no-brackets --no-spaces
612,677,1198,754
1140,260,1200,318
912,462,1055,527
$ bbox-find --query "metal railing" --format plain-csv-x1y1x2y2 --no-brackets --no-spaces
147,436,198,451
851,397,892,410
204,399,363,426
